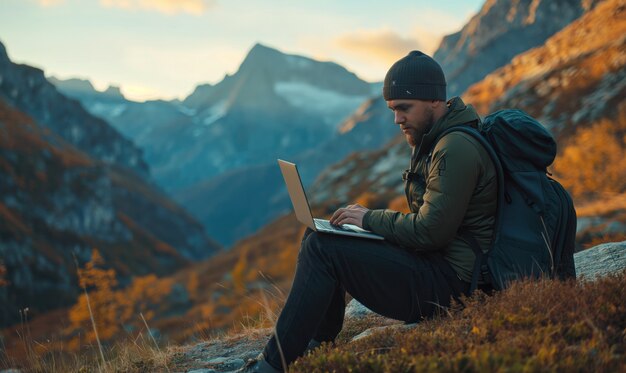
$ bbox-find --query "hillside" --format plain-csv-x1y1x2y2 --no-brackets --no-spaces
434,0,602,96
0,99,222,328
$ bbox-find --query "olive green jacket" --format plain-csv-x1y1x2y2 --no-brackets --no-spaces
362,97,497,282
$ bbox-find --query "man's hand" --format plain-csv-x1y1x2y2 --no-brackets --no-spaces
329,204,370,229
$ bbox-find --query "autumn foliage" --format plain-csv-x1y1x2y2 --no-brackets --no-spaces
553,103,626,200
67,249,174,349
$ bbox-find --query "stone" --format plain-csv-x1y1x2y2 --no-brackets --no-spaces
344,299,375,319
574,241,626,280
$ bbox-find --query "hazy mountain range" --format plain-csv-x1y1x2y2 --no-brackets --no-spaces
51,43,399,246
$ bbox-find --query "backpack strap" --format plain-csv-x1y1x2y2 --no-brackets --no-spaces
431,125,506,293
458,228,489,293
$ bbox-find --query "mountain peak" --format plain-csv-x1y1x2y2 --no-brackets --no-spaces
103,85,125,99
48,77,96,93
242,42,285,65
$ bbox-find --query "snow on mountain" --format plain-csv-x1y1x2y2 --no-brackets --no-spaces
274,81,368,126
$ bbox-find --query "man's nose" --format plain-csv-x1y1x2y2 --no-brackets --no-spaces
394,112,405,124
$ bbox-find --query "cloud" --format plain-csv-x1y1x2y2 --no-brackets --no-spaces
100,0,216,15
334,28,440,65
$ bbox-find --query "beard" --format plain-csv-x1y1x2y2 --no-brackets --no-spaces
406,107,435,147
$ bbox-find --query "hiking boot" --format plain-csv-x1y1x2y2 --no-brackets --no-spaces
237,353,282,373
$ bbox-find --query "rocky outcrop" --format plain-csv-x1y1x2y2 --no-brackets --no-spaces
0,41,148,177
434,0,602,97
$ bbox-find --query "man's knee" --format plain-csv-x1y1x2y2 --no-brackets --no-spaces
301,227,315,244
299,230,327,261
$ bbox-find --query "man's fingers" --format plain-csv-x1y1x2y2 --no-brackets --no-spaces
330,207,346,224
335,210,357,225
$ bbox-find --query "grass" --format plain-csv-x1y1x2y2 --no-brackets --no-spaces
292,270,626,372
3,268,625,372
1,322,175,373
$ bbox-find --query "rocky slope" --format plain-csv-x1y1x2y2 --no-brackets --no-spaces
0,41,148,177
434,0,602,97
0,77,222,327
463,0,625,134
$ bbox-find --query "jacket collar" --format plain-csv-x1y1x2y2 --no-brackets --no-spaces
412,96,481,161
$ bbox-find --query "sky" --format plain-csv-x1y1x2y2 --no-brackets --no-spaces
0,0,484,102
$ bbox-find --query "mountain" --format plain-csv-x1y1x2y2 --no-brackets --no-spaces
52,43,374,194
0,41,148,177
48,77,125,102
0,44,223,327
184,43,373,123
434,0,602,97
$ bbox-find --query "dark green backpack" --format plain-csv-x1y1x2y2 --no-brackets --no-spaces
438,109,577,291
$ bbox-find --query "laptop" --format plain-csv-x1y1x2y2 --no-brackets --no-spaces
278,159,384,240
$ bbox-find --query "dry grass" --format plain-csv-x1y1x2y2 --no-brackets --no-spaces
1,319,175,373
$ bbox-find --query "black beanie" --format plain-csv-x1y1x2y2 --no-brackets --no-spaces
383,51,446,101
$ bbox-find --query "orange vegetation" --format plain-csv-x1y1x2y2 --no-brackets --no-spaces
552,103,626,200
66,249,175,350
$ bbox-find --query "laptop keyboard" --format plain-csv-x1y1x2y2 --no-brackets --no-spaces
315,219,358,233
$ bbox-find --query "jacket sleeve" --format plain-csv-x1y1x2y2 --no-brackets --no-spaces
363,133,482,251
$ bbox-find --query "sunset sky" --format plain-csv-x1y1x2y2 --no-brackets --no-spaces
0,0,483,101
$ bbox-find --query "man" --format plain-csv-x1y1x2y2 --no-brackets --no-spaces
240,50,497,372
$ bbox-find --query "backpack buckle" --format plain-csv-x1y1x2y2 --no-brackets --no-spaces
402,170,419,182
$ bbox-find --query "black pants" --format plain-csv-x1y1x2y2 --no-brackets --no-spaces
262,229,469,370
